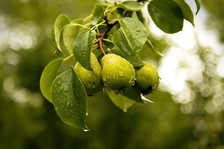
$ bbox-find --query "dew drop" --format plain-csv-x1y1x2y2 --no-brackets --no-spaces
119,71,123,76
132,81,136,86
64,86,69,92
57,80,62,85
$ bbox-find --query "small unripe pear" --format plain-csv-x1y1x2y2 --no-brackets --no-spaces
136,62,160,94
101,54,135,91
74,53,103,96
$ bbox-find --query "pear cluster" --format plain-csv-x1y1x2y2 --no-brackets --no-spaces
74,53,160,96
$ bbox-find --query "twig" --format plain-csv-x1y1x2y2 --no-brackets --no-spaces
96,17,118,55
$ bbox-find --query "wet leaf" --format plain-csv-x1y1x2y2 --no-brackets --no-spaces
51,28,63,57
117,1,144,11
118,16,149,52
73,30,96,70
174,0,194,26
92,3,104,25
51,68,88,129
106,89,135,112
194,0,200,14
112,29,143,67
53,14,71,53
148,0,184,33
40,58,63,103
62,23,82,54
147,39,163,56
122,84,144,103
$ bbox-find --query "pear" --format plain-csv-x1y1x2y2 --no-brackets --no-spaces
136,62,160,94
101,54,135,91
74,53,103,96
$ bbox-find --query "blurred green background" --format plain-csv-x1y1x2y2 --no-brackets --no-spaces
0,0,224,149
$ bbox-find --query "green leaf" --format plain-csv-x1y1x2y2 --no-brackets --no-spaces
51,28,63,57
118,17,149,52
106,89,135,112
122,84,144,103
62,23,82,54
174,0,194,26
117,1,144,11
51,68,88,129
194,0,200,15
112,29,143,67
73,30,96,70
148,0,184,33
40,58,63,103
112,29,132,55
147,39,163,56
71,18,84,24
131,11,144,23
92,3,104,25
53,14,71,53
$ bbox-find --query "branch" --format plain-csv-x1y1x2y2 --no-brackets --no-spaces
96,17,118,55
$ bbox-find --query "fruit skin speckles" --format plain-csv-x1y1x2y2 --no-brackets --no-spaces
74,53,103,96
136,62,160,94
101,54,135,91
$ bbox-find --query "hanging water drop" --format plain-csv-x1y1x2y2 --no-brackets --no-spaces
83,128,90,132
132,81,136,86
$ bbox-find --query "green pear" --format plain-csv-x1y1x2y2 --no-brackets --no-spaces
74,53,103,96
101,54,135,91
136,62,160,94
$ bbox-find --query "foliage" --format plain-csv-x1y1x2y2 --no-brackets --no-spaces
40,0,199,129
1,0,224,148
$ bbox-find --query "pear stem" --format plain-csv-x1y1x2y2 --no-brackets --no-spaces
96,16,118,55
97,34,107,56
